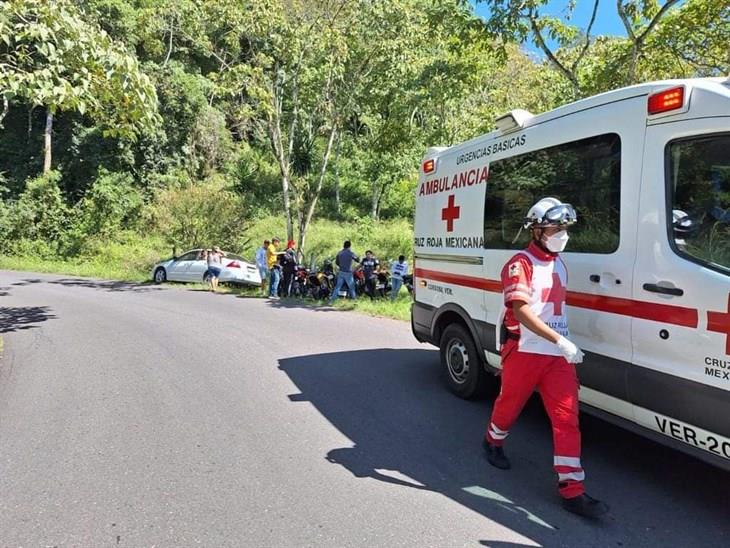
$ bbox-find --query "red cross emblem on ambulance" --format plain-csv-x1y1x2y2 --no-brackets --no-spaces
707,294,730,355
441,195,460,232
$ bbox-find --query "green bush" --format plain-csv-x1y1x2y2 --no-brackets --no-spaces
0,232,168,281
227,145,282,216
6,171,70,257
75,169,143,238
148,178,249,252
0,198,13,253
142,167,194,193
75,231,169,280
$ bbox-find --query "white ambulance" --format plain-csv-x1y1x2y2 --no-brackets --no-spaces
411,78,730,471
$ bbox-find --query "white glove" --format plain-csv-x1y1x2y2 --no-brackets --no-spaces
556,336,585,364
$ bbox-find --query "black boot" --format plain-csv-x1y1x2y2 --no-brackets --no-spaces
482,438,511,470
562,493,609,518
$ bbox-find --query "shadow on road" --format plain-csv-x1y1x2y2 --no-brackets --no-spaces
279,348,730,548
232,293,345,313
235,294,389,317
45,278,165,293
267,298,338,313
11,278,42,286
0,306,56,333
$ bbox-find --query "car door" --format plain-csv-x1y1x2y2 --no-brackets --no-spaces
187,251,209,282
167,251,199,281
631,118,730,460
482,97,646,413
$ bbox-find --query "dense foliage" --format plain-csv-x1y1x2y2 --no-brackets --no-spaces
0,0,727,271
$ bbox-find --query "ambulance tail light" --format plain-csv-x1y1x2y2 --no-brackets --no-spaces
423,159,436,175
412,256,417,300
648,86,684,115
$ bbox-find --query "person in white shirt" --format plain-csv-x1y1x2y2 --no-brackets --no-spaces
390,255,408,300
255,239,270,295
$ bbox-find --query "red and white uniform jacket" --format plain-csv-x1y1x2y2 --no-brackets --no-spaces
499,241,569,356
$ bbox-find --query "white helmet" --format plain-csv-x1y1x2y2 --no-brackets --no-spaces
523,197,577,229
672,209,698,245
672,209,695,234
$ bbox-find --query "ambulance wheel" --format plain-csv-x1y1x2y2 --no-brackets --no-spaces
439,323,487,399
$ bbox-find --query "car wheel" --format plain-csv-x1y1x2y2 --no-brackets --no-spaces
153,267,167,284
439,323,487,399
203,271,211,283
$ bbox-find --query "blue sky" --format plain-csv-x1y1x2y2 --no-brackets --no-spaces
471,0,628,42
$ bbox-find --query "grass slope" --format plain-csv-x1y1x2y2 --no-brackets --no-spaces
0,217,415,322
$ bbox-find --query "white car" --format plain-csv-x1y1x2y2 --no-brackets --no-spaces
151,249,262,287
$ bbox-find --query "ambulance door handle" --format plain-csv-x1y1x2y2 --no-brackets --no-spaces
589,274,600,283
643,283,684,297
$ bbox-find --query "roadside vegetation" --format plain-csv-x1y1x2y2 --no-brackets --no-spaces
1,0,728,304
197,282,415,322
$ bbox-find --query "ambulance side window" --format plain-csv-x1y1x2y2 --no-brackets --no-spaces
484,133,621,253
668,134,730,274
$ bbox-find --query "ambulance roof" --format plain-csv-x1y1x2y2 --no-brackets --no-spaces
431,77,730,157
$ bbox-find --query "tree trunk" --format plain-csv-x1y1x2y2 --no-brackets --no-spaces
282,173,294,242
43,109,53,174
371,181,379,220
333,133,341,216
298,125,338,255
268,116,294,242
163,17,174,67
0,96,8,129
297,217,308,263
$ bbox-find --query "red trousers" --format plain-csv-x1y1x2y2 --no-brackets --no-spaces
486,338,585,499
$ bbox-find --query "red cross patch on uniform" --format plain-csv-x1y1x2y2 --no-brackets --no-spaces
508,262,521,278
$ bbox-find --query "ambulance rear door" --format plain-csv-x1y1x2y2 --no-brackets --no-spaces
413,147,490,338
632,109,730,464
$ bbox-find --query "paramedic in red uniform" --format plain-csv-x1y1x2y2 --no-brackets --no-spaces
483,197,609,518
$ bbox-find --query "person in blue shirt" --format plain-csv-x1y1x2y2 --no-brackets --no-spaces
255,239,270,295
328,240,360,305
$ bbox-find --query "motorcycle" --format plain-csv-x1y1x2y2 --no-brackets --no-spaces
374,271,391,298
322,260,338,298
307,271,328,300
353,268,367,296
290,265,309,297
308,260,335,300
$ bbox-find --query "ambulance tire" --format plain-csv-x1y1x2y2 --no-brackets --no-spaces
439,323,487,399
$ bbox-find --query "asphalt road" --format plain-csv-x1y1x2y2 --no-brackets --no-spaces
0,270,728,548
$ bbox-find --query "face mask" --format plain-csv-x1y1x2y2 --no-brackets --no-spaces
543,230,569,253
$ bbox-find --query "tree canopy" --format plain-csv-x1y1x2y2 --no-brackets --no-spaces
0,0,726,260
